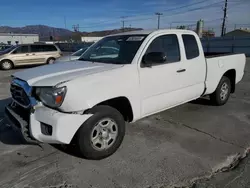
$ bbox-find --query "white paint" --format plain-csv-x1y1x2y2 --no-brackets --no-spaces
10,29,246,144
30,106,92,144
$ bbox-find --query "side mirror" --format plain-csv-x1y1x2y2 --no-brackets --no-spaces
142,52,167,67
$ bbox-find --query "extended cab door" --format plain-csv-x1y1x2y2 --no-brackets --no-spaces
177,34,206,101
139,34,185,116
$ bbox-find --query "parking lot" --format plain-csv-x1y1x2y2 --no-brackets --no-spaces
0,58,250,188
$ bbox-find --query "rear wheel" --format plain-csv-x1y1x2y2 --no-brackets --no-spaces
210,76,231,106
75,105,125,160
0,60,13,70
47,57,55,64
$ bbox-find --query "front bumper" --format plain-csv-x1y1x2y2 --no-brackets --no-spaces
5,102,92,144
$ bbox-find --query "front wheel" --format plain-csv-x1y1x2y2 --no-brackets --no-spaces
210,76,231,106
75,105,125,160
0,60,13,70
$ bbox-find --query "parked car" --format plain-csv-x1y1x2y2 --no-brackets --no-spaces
56,47,89,62
5,29,246,160
0,44,62,70
0,44,13,51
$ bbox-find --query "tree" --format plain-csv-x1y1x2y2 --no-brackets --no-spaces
176,25,187,29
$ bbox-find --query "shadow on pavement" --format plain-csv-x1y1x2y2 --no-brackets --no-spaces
51,144,84,159
0,98,28,145
190,97,213,106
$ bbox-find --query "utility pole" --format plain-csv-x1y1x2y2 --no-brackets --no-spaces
221,0,228,37
121,16,126,32
155,12,163,29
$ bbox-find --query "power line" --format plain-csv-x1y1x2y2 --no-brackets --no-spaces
77,0,224,29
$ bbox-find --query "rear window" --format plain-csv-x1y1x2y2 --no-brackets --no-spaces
182,35,200,60
30,45,57,52
44,45,57,52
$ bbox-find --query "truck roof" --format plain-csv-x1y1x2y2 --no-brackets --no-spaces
109,29,196,36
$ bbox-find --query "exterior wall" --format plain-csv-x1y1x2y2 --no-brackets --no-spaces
0,34,39,44
202,36,250,56
81,36,103,43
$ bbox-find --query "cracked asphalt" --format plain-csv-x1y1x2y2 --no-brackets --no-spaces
0,58,250,188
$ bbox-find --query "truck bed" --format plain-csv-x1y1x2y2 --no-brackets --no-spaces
204,53,246,95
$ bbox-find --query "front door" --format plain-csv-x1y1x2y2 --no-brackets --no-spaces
139,34,185,117
11,45,32,65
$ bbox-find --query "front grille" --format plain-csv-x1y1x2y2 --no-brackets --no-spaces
10,84,30,107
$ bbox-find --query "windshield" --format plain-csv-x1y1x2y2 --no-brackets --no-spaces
72,47,88,56
0,46,16,55
79,35,147,64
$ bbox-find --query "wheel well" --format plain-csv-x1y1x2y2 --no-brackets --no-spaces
47,57,55,61
1,59,14,66
223,69,236,93
95,97,134,122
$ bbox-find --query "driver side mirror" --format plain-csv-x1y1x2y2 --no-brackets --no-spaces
142,52,167,67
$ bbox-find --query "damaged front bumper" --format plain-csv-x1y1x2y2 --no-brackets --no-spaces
5,101,92,144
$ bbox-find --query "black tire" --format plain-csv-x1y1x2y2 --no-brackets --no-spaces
210,76,231,106
75,105,125,160
0,60,13,70
47,57,55,64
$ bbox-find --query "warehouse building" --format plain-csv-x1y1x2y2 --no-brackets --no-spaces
0,33,39,45
225,28,250,37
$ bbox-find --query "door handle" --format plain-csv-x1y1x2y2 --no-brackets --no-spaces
32,53,35,55
26,54,29,56
177,69,186,73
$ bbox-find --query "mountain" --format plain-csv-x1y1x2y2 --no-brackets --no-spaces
0,25,143,41
0,25,72,37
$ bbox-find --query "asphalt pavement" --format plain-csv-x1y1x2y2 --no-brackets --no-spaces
0,59,249,188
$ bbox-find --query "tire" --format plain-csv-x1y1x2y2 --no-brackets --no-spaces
210,76,231,106
0,60,13,70
75,105,125,160
47,57,55,64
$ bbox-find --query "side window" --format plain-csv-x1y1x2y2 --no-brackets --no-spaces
182,35,200,59
30,45,43,52
12,46,29,54
145,34,180,64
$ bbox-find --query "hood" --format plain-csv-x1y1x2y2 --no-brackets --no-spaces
13,61,123,86
56,55,79,62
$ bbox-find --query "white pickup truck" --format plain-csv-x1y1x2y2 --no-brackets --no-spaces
5,29,246,159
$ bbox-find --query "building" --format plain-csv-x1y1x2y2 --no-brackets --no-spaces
0,33,39,45
225,28,250,37
202,30,215,38
81,36,103,43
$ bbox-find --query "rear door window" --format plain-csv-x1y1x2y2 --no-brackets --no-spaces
30,45,43,52
182,35,200,59
30,45,57,52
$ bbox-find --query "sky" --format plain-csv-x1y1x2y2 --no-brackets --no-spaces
1,0,250,34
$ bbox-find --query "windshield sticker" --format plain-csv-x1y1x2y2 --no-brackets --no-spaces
127,36,145,41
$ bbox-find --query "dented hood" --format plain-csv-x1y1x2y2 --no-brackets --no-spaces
13,61,123,86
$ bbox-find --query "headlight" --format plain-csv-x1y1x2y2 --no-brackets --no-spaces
35,86,67,108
